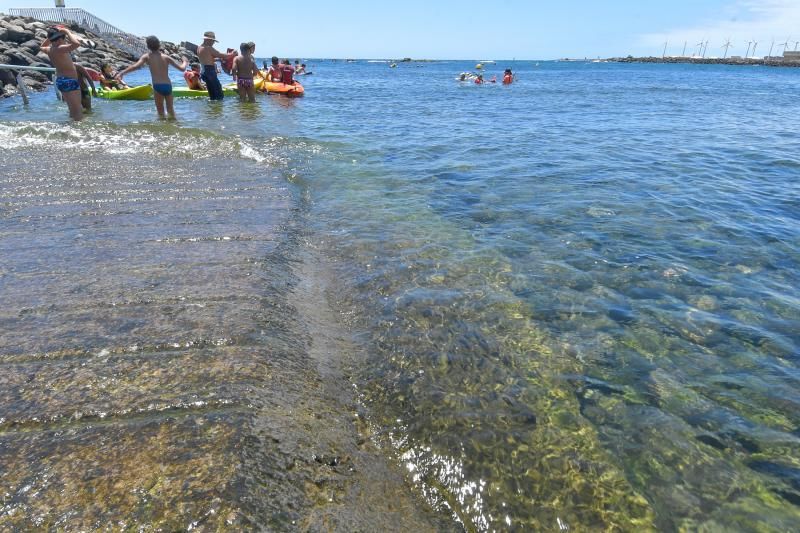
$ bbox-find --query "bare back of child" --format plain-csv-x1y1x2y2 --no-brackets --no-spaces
117,36,187,119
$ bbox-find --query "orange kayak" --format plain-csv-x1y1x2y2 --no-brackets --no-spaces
255,77,304,97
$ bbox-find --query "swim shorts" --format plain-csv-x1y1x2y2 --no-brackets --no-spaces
153,83,173,97
56,76,80,93
201,65,224,100
237,77,253,90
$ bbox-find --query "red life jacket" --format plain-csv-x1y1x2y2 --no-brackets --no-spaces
268,66,282,82
222,51,236,75
281,65,295,85
184,71,201,89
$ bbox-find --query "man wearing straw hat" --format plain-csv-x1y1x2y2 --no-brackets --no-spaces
197,31,226,100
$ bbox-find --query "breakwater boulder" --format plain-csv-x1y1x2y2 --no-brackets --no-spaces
0,14,198,98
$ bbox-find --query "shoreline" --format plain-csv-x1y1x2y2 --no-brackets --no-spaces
0,125,453,530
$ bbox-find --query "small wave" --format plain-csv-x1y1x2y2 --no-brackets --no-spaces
0,121,280,166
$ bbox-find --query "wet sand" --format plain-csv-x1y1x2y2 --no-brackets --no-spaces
0,145,454,530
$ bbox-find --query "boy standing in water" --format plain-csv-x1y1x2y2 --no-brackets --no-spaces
41,26,84,120
231,42,259,103
197,31,227,100
116,36,188,119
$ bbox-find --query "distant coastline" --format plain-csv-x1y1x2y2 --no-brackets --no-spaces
604,55,800,68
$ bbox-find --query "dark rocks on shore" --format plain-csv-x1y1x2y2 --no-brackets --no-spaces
0,14,198,98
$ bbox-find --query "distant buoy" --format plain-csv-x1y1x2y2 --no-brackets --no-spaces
476,63,484,70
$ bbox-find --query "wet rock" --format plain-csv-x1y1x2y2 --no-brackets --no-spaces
774,489,800,507
19,39,40,53
4,24,34,44
0,68,15,86
628,287,663,300
608,306,636,324
695,434,727,451
5,48,38,66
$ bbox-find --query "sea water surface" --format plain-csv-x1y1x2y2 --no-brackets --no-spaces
1,60,799,530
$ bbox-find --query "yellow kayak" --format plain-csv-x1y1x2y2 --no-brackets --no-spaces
96,85,153,101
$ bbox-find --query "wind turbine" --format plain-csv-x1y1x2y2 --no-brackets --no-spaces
682,41,687,57
696,40,705,57
752,41,758,58
794,40,799,51
780,36,791,53
745,41,753,58
702,40,710,58
722,39,732,59
768,39,775,59
663,41,668,58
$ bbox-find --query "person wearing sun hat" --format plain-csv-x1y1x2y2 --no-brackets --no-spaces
197,30,227,100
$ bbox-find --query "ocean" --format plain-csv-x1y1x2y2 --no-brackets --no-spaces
1,60,799,531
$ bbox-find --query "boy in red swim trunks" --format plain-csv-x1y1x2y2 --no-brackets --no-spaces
232,42,259,102
117,35,188,119
41,26,84,120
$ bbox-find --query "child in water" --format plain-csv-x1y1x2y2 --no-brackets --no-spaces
40,26,84,120
231,42,260,103
184,63,205,90
267,56,282,82
100,63,128,90
117,35,188,119
75,64,97,111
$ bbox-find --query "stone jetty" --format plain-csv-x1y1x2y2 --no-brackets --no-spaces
0,13,196,97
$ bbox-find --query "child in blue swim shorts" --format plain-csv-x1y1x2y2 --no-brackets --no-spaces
116,35,188,119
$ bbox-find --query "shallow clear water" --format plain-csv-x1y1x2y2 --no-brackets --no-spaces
2,60,799,530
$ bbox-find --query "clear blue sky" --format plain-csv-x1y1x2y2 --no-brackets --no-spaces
1,1,797,59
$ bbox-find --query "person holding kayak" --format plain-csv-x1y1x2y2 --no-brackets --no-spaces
197,31,227,100
100,63,129,90
231,42,259,103
40,26,85,120
184,63,205,91
116,35,188,119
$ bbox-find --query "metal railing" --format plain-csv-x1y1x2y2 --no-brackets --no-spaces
0,63,57,105
8,7,146,57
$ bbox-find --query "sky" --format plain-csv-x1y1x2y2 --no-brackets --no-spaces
1,0,798,59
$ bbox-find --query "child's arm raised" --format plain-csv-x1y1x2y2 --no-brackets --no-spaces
59,27,83,53
116,54,148,81
167,55,189,72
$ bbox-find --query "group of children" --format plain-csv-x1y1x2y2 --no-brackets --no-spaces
458,68,515,85
42,26,302,120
